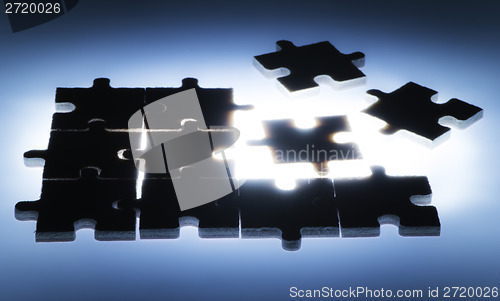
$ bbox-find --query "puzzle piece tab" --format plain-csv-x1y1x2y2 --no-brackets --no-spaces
15,168,136,242
254,40,365,92
364,82,483,143
250,116,361,173
334,166,440,237
52,78,145,130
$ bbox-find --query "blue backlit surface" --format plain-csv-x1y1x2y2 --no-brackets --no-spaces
0,1,499,300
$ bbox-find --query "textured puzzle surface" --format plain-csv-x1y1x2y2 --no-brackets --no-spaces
52,78,145,130
254,40,365,92
15,168,136,242
118,178,240,239
25,120,137,179
364,82,483,143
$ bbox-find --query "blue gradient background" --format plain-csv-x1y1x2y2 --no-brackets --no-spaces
0,1,499,300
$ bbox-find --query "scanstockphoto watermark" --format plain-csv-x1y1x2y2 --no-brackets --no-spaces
274,144,361,163
290,286,499,299
290,286,424,299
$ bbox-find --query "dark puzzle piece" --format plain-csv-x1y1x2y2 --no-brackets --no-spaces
118,178,239,239
250,115,361,173
254,40,365,92
52,78,145,130
364,82,483,143
145,78,252,127
334,166,440,237
15,168,136,242
235,179,339,251
24,120,137,179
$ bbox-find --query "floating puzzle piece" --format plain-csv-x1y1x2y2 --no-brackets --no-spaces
25,120,137,179
364,82,483,143
15,168,136,242
250,116,361,173
254,40,365,92
118,178,240,239
334,166,440,237
235,179,339,251
145,78,252,127
52,78,145,130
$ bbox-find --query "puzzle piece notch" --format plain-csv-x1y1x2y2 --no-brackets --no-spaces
334,166,440,237
235,179,339,251
25,120,137,179
118,178,239,239
145,77,253,127
15,167,136,242
249,115,362,174
52,78,146,130
364,82,483,143
254,40,365,92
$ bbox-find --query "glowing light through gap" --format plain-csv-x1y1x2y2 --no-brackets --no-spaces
131,70,467,194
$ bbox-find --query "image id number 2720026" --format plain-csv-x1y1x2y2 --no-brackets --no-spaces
5,2,61,14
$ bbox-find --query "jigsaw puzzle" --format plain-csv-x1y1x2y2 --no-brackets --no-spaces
334,166,440,237
254,40,365,92
364,82,483,144
15,167,136,242
17,76,449,250
250,115,361,173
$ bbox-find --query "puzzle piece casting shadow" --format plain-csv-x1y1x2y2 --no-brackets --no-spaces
254,40,365,93
364,82,483,145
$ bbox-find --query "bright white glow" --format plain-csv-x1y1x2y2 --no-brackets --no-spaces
293,117,317,129
136,161,145,199
275,178,297,190
139,118,148,150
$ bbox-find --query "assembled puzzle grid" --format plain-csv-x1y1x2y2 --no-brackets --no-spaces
16,40,483,251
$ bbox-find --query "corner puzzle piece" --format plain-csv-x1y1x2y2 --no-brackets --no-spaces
364,82,483,142
234,179,338,251
145,78,252,127
52,78,145,130
118,178,239,239
333,166,440,237
25,120,137,179
254,40,365,92
250,116,361,173
15,168,136,242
